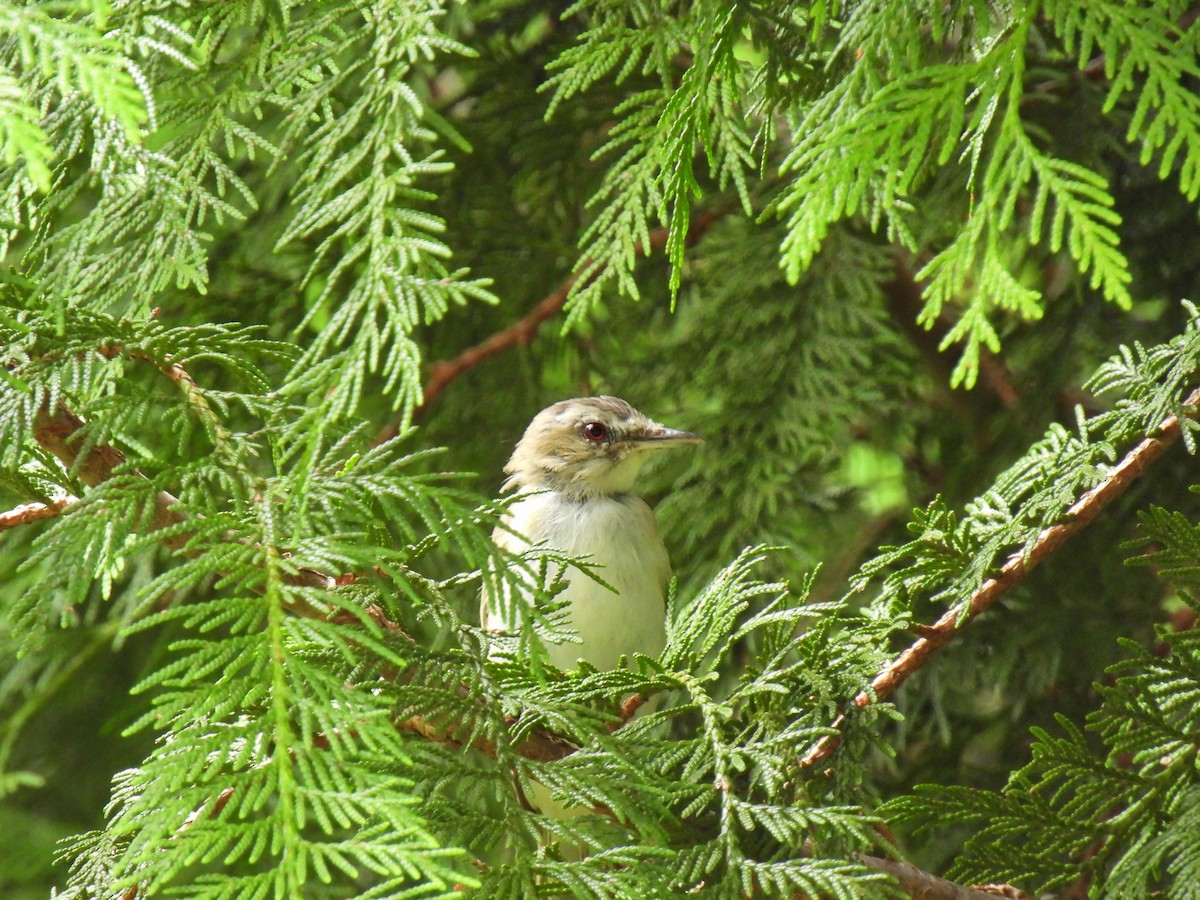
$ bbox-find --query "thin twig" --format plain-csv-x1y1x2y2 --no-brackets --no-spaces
414,209,722,419
177,785,236,833
801,387,1200,769
398,712,579,763
33,403,192,550
855,854,1030,900
0,497,74,529
96,344,230,443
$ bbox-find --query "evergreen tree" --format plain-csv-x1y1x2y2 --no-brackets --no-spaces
3,1,1200,897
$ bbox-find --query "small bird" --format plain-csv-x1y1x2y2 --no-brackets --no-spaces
481,396,702,672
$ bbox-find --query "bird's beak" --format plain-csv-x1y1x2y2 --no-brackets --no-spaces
634,425,704,448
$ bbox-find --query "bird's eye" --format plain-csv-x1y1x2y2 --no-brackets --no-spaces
582,421,608,442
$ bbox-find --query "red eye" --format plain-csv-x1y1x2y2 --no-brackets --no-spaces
582,421,608,442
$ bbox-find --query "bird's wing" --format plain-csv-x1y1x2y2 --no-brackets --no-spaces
626,495,672,594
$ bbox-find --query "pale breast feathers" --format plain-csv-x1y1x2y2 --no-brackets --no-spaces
480,492,670,669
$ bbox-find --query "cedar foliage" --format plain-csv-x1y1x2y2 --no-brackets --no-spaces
3,1,1200,897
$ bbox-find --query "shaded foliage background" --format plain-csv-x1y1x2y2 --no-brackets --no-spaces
3,0,1200,897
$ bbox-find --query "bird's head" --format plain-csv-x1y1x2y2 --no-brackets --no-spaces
503,396,702,498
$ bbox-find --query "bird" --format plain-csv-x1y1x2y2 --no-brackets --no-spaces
481,396,702,673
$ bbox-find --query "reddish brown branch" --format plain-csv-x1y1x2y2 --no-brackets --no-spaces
416,209,722,418
801,387,1200,769
856,854,1030,900
613,693,645,724
97,344,193,390
398,712,579,763
34,403,191,549
0,497,73,529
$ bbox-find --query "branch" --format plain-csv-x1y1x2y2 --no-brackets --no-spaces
398,712,579,763
414,209,722,418
97,344,229,442
855,855,1031,900
801,386,1200,769
397,682,650,763
33,403,191,549
0,497,73,530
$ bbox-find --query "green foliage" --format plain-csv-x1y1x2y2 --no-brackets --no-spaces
460,550,901,897
0,69,52,192
548,0,1199,384
545,0,756,316
772,1,1142,388
4,0,1200,897
275,2,496,428
634,221,909,584
869,309,1200,893
883,505,1200,893
0,0,147,192
1048,0,1200,199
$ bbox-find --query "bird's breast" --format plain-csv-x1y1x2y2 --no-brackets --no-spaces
492,492,670,670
